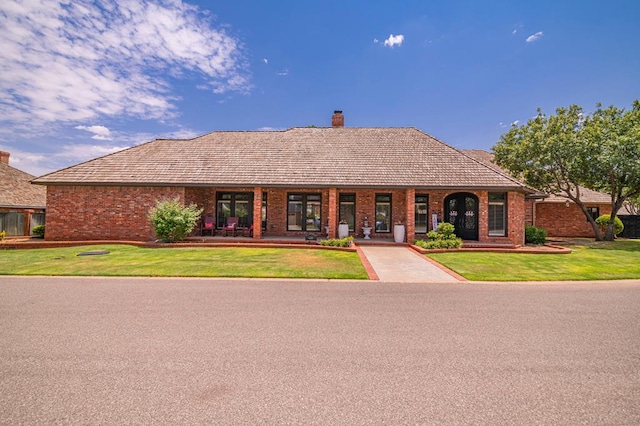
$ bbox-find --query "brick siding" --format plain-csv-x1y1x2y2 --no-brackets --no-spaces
45,185,527,246
535,202,611,237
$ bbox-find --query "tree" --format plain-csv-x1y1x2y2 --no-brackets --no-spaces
493,100,640,241
493,104,605,239
581,101,640,240
148,199,203,243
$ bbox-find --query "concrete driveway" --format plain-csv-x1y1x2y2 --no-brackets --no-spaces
1,276,639,424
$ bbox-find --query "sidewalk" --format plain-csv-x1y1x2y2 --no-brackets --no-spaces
358,246,462,282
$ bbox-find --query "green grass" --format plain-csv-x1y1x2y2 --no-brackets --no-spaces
0,245,368,279
428,240,640,281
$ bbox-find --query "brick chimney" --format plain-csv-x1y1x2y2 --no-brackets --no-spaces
331,110,344,128
0,151,9,165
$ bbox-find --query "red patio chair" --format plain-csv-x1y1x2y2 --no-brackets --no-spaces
201,216,215,236
222,216,238,237
242,224,254,237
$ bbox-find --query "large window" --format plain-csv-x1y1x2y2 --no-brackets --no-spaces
339,194,356,231
488,192,507,236
217,192,253,229
415,194,429,234
0,212,25,236
288,193,321,231
375,194,391,232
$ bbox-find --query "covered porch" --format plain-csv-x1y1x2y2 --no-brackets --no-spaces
185,186,526,247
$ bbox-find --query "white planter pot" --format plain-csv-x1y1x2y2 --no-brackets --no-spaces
338,223,349,239
393,224,405,243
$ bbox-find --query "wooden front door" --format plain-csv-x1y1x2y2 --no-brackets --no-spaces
445,193,479,240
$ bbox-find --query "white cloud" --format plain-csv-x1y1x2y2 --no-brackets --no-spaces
75,125,112,140
526,31,544,43
512,120,520,126
0,0,250,132
383,34,405,48
262,58,268,64
373,38,379,44
276,69,289,76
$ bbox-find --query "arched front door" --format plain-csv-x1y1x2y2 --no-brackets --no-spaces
444,193,479,240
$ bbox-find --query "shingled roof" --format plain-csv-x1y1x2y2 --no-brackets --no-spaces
0,154,46,208
33,127,531,191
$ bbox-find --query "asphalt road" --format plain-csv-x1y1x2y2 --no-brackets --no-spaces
1,276,639,424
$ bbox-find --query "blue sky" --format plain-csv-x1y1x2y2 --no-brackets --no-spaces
1,0,639,176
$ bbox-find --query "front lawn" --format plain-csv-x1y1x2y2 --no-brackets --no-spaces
0,245,368,279
427,240,640,281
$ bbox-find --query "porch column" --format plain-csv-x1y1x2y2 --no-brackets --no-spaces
405,188,415,243
328,188,337,239
252,187,262,239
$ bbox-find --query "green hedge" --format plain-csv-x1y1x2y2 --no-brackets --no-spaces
525,225,547,245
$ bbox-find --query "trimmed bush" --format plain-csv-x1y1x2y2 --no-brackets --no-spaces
320,236,354,247
148,199,203,243
525,225,547,245
414,222,462,249
32,225,45,238
595,214,624,236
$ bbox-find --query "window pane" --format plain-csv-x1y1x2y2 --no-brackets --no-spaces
415,195,428,234
375,194,391,232
339,194,355,231
288,200,303,230
488,192,506,236
306,200,321,231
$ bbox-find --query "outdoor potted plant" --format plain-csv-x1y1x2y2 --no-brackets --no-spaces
393,220,405,243
338,220,349,239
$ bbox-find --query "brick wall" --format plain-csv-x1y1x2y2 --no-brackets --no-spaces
45,186,185,241
44,185,529,245
535,202,611,237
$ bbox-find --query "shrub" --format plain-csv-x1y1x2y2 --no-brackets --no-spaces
148,199,203,243
414,222,462,249
595,214,624,236
320,236,354,247
0,230,5,241
32,225,45,238
525,225,547,245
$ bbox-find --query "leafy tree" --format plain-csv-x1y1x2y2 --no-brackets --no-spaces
581,101,640,239
148,199,203,243
494,101,640,241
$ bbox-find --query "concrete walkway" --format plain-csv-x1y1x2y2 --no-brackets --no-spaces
359,246,461,282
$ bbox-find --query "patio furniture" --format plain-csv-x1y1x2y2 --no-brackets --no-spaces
201,216,215,236
222,217,238,237
242,224,254,237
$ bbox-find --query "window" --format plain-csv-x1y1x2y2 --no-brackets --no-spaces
415,195,429,234
30,213,45,235
287,193,321,231
216,192,253,229
587,207,599,222
0,212,25,236
375,194,391,232
339,194,356,231
261,192,267,230
488,192,507,236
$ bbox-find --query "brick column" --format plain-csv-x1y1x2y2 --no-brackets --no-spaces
328,188,337,239
252,187,262,239
405,188,415,243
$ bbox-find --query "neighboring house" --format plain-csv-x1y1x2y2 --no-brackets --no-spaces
0,151,46,236
464,149,612,238
33,111,536,246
